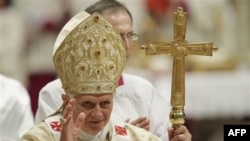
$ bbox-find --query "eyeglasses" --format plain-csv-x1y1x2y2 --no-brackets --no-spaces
120,33,139,43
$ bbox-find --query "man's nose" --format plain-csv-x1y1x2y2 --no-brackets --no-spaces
91,106,103,118
123,38,131,50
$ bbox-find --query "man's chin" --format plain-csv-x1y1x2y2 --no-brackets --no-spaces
87,122,105,133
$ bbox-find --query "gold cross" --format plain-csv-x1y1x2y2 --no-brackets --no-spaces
141,7,218,128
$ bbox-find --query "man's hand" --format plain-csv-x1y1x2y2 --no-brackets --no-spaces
60,99,85,141
126,117,150,131
168,125,192,141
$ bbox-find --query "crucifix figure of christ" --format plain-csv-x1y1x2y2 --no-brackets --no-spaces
141,7,218,128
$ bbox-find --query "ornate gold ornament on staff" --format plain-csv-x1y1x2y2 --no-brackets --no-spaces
141,7,218,128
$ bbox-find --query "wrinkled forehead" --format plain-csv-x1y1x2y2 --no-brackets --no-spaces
74,94,114,101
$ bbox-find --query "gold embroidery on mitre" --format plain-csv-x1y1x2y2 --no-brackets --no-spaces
53,13,126,95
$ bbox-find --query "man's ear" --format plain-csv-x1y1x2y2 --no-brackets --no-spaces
61,94,69,104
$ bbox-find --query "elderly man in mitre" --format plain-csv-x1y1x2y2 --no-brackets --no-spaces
22,8,193,140
21,10,162,141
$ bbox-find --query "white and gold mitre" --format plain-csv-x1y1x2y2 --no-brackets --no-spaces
53,11,126,95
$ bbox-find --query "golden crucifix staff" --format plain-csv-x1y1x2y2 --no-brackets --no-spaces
141,7,218,128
